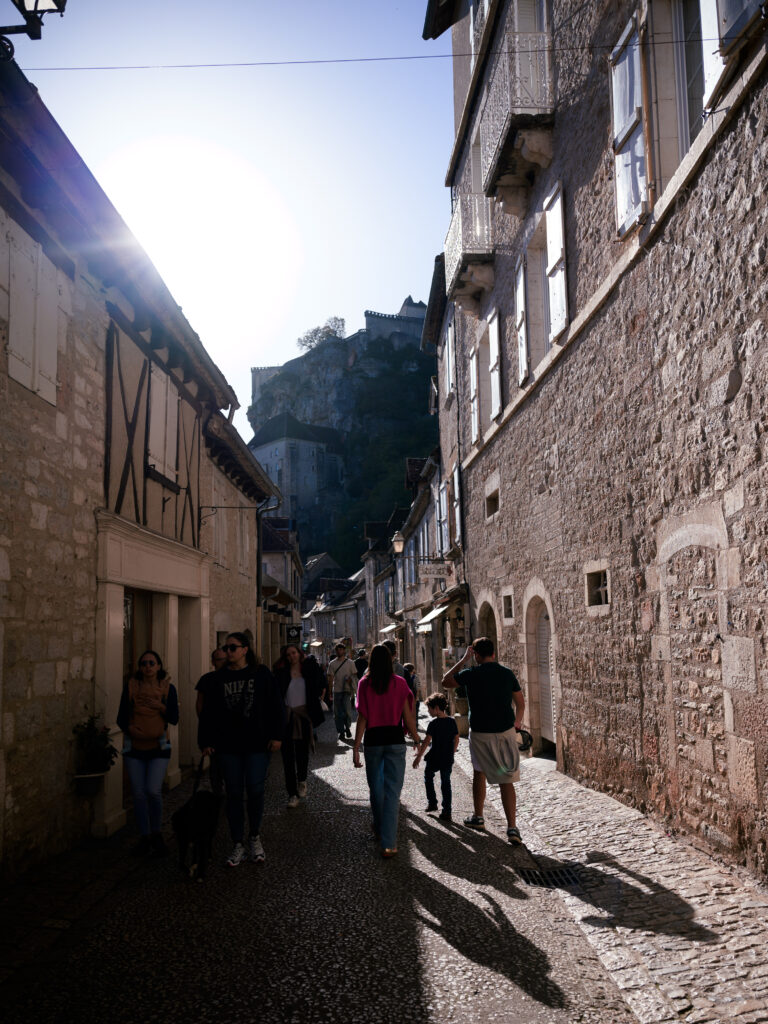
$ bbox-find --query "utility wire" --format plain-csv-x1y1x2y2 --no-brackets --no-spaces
19,36,732,73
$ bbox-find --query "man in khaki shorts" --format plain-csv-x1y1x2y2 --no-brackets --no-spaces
441,637,526,844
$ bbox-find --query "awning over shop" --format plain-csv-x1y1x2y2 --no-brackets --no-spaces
416,605,449,633
379,623,399,635
310,640,324,648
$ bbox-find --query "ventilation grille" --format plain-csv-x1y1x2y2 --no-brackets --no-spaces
517,862,583,888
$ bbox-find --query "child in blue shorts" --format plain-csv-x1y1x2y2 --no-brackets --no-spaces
412,692,459,821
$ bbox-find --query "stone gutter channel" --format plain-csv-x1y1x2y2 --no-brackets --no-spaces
452,744,768,1024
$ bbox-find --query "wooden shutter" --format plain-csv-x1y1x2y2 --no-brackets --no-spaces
8,231,36,394
452,464,462,545
515,259,529,385
488,310,502,418
469,347,480,443
544,184,568,342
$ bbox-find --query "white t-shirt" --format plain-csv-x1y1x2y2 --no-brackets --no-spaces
285,675,307,708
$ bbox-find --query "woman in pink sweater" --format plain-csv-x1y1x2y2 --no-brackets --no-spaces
353,644,420,858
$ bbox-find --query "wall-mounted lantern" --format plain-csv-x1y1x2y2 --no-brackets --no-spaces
1,1,67,61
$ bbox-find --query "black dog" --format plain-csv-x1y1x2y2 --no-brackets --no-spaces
171,787,221,882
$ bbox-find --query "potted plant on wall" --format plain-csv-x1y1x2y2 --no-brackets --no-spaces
72,714,119,796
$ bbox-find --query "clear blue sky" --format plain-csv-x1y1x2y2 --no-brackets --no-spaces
11,0,454,437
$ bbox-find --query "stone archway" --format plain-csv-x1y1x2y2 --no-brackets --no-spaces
477,600,498,649
521,578,559,757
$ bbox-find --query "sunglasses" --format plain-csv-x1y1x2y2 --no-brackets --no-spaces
222,643,244,653
139,660,157,668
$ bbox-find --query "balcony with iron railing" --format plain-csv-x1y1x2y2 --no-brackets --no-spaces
479,29,555,218
444,193,495,308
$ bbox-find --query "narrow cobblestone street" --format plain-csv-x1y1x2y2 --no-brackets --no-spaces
1,712,767,1024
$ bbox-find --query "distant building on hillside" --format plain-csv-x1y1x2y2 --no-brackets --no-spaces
248,412,345,550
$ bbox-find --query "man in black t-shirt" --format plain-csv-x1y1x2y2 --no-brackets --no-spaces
442,637,526,845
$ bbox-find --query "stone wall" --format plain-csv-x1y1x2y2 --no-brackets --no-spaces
440,0,768,874
0,207,109,874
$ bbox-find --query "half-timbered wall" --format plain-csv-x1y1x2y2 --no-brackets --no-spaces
105,321,201,548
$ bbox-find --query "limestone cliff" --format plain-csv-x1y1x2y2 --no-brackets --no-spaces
247,328,437,569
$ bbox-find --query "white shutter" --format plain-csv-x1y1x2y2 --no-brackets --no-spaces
435,493,443,555
439,482,450,553
35,256,59,405
488,310,502,418
444,319,454,396
515,260,529,385
469,347,479,443
452,464,462,545
610,18,648,234
148,363,168,474
544,184,568,342
8,232,37,393
700,0,728,108
164,378,178,480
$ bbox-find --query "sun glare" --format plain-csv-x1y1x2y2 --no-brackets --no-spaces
95,136,304,381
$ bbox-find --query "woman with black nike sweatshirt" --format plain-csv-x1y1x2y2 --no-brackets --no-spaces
198,632,285,868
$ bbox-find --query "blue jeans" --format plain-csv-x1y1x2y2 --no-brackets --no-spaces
363,743,406,851
219,752,269,842
425,764,453,814
125,756,169,835
334,692,352,735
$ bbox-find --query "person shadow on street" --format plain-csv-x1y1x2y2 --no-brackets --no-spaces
403,809,566,1010
529,850,718,943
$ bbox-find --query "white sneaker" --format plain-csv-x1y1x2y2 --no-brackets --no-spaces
248,835,265,863
227,842,246,867
287,794,300,809
297,781,307,798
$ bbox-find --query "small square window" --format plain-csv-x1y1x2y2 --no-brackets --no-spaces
485,490,499,518
586,570,609,607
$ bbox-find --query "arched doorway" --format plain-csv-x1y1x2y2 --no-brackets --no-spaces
522,583,558,754
477,601,498,649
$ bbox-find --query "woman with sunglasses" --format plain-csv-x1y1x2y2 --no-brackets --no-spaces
117,650,179,858
198,632,285,867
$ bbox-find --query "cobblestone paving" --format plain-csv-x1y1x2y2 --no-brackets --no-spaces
0,714,636,1024
462,748,768,1024
3,715,766,1023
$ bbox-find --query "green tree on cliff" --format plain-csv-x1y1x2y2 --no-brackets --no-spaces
297,316,345,351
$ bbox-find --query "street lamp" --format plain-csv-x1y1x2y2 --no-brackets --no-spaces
1,1,67,61
391,530,406,555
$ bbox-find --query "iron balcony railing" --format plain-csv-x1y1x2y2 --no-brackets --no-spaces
444,193,494,297
479,30,554,193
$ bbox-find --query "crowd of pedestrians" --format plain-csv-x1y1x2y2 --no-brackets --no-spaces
116,633,526,867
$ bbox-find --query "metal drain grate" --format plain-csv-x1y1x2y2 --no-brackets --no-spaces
517,862,583,888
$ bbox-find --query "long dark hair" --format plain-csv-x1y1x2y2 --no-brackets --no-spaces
134,650,167,681
227,631,258,668
366,643,393,695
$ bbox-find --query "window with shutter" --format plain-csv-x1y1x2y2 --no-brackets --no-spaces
7,228,59,406
148,363,179,483
452,464,462,546
544,184,568,343
610,18,649,235
488,309,502,418
469,347,480,443
515,259,529,385
439,481,450,555
443,318,455,400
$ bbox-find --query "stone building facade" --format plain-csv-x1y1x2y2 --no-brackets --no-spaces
422,0,768,874
0,61,276,874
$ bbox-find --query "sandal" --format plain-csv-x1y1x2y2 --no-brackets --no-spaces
463,815,485,830
506,826,522,845
381,848,398,859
